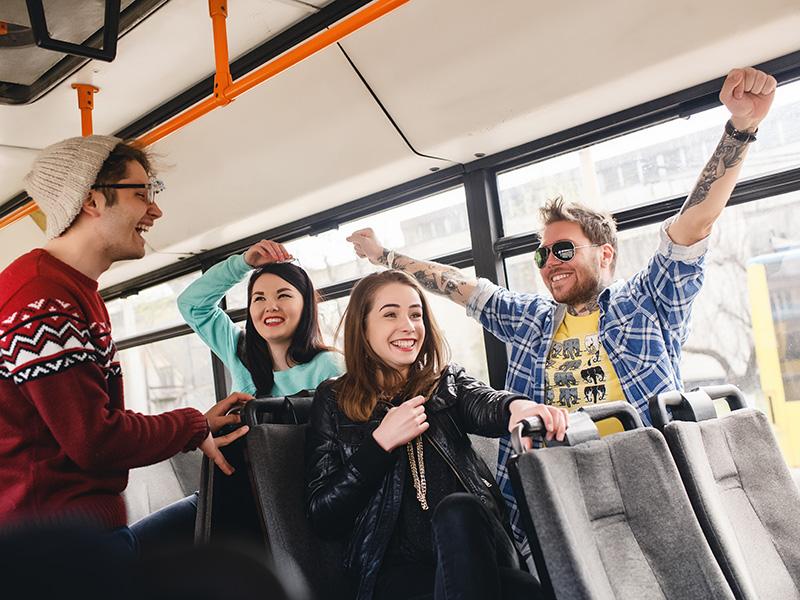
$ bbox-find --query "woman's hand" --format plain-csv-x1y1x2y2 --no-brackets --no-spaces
243,239,292,268
204,391,254,434
372,395,428,451
508,399,568,449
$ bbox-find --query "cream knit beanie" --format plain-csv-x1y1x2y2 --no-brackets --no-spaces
24,135,122,240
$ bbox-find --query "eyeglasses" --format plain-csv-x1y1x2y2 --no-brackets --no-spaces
533,240,598,269
92,177,165,204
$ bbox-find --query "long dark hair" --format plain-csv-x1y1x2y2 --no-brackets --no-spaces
334,270,449,422
237,262,328,396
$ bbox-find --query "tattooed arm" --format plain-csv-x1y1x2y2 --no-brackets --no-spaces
667,67,776,247
346,228,477,306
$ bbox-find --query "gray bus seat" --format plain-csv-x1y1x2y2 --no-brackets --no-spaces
242,399,352,600
195,392,315,546
468,434,499,476
508,401,734,600
652,385,800,600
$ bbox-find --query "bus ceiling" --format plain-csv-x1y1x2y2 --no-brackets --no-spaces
1,0,799,282
0,0,408,232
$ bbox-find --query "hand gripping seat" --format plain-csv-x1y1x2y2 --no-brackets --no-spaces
508,401,735,600
651,385,800,600
242,396,353,600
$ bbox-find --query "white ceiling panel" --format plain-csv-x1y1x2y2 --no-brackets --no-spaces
0,144,38,201
340,0,800,161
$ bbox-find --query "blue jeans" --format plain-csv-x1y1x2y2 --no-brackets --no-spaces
106,526,139,555
130,491,198,556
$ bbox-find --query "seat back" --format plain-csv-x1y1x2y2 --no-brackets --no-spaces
468,434,498,476
509,402,734,600
653,386,800,600
194,392,316,547
245,421,352,600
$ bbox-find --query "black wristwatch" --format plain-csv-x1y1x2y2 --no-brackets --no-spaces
724,119,758,143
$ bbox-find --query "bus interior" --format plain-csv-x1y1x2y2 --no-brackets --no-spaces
1,0,800,597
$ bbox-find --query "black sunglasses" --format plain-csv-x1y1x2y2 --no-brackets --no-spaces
533,240,598,269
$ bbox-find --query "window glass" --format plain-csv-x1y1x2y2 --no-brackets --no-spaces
118,333,215,415
504,192,800,465
226,187,470,309
497,79,800,236
107,271,201,340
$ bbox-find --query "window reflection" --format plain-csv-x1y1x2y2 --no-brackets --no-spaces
226,187,470,309
498,79,800,236
107,271,201,340
118,333,215,415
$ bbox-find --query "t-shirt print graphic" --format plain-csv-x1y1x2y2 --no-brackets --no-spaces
545,334,608,409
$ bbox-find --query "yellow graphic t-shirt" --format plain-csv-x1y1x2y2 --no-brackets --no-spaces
545,311,626,436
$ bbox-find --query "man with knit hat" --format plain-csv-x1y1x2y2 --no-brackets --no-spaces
0,136,251,549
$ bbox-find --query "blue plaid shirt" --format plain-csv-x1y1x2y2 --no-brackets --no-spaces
466,217,709,555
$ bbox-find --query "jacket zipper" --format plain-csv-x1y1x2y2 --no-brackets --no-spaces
428,435,474,494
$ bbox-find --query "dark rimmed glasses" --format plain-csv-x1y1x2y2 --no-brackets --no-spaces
92,177,165,204
533,240,598,268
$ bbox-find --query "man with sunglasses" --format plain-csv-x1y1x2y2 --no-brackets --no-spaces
0,136,251,549
348,66,777,556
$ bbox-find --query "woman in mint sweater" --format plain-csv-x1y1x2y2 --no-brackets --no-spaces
177,239,342,396
131,239,342,554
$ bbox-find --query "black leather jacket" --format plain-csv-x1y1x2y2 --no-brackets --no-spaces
304,364,527,600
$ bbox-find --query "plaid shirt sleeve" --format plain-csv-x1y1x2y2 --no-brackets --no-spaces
466,279,547,343
621,216,710,343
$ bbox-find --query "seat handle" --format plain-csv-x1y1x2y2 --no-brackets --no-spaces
579,401,644,431
511,410,599,455
649,384,747,430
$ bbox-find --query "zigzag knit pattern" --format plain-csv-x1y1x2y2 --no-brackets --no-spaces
0,297,119,384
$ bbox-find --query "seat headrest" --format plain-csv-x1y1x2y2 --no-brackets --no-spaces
243,391,315,426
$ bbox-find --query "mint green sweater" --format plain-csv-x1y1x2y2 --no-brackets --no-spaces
177,254,343,396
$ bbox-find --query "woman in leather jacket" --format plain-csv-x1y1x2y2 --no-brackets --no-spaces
305,270,567,600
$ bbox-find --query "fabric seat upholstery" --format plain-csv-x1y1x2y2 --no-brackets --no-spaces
664,408,800,600
246,423,352,600
511,428,734,600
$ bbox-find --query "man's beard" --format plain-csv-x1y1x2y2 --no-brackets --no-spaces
554,267,603,307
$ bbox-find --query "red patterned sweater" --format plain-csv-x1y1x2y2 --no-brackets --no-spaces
0,249,209,529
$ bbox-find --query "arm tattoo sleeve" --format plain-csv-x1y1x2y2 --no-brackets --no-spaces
393,254,470,300
376,248,391,267
681,133,748,214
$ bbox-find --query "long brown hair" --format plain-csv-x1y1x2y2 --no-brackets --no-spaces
335,270,449,422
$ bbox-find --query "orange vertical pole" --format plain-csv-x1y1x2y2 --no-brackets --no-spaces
71,83,100,136
209,0,234,105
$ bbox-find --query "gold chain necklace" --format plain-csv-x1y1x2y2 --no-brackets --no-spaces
406,436,429,511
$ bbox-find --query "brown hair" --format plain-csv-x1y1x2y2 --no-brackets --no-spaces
334,270,449,422
95,141,153,206
539,196,618,272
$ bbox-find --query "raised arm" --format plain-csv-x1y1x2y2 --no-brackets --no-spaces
347,228,478,307
177,239,292,368
667,67,777,246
